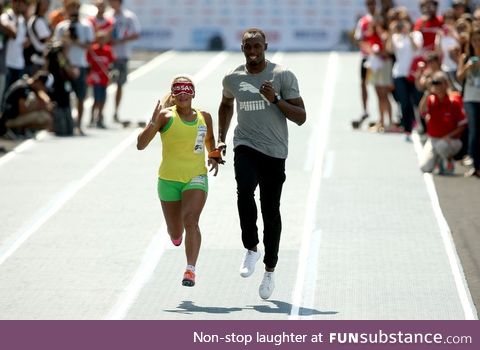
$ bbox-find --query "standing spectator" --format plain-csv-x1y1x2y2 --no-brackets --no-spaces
45,41,77,136
54,0,94,135
0,0,16,106
1,0,28,94
108,0,140,126
0,70,53,137
386,15,424,140
457,28,480,177
366,15,394,132
435,9,461,90
89,0,114,37
24,0,52,75
352,0,377,129
217,28,306,300
419,71,466,174
87,31,115,128
415,0,443,53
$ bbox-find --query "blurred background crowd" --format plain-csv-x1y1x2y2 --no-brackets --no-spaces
0,0,478,179
353,0,480,178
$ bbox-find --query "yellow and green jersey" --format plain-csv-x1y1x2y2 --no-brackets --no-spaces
158,106,208,183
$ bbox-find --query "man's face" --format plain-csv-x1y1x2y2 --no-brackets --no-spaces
241,33,267,66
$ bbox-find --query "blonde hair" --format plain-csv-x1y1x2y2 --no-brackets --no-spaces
161,74,195,108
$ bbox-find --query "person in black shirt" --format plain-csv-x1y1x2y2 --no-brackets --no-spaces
0,70,52,136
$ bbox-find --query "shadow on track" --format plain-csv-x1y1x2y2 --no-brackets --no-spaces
165,300,337,317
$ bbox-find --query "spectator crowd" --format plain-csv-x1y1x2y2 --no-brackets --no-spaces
353,0,480,178
0,0,140,140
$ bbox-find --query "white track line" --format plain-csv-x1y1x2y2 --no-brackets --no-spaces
105,52,229,320
412,132,477,320
290,52,338,319
0,129,140,267
105,227,169,320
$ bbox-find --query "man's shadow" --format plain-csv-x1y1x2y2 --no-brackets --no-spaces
165,300,337,317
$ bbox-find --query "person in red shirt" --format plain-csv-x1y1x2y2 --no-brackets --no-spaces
352,0,377,129
419,71,467,174
414,0,443,53
87,31,115,128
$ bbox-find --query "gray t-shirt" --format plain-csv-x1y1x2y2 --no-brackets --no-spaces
222,61,300,159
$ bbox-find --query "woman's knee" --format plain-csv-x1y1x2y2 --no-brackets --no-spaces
183,212,200,231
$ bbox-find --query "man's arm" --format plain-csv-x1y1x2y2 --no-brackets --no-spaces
276,97,306,126
217,94,234,152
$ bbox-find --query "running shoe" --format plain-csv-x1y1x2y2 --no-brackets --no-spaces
171,235,183,247
240,249,261,277
182,270,195,287
259,271,275,300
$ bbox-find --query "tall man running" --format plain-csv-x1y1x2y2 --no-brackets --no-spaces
217,28,306,299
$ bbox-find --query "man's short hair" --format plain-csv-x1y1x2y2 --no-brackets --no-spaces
242,28,266,43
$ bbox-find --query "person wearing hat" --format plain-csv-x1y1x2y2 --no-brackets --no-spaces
0,70,53,136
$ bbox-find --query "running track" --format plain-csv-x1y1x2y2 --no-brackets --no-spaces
0,51,477,320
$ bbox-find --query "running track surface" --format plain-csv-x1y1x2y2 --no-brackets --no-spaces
0,51,477,320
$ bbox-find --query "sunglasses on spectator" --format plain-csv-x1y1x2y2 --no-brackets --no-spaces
431,80,444,85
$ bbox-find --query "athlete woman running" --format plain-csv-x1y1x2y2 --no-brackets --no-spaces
137,75,222,287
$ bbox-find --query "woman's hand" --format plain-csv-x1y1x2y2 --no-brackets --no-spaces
150,100,163,126
208,158,219,176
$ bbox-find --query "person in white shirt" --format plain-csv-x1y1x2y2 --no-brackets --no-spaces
0,0,28,95
24,0,52,75
386,14,424,140
108,0,140,126
53,0,94,135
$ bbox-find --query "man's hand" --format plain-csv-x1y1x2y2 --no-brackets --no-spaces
217,141,227,156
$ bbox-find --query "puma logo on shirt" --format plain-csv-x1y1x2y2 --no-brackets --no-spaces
238,81,270,111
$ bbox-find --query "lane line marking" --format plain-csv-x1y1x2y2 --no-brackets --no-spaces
412,132,478,320
105,52,230,319
290,52,338,319
0,129,141,267
105,227,169,320
322,151,335,179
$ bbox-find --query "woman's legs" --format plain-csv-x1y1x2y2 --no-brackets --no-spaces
160,200,184,241
181,189,207,267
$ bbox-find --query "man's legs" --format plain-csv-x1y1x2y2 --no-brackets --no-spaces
234,145,260,249
258,155,286,272
234,146,262,278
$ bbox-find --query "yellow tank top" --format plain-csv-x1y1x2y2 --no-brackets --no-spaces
158,106,208,182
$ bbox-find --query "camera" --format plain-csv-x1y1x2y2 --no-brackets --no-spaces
68,13,79,41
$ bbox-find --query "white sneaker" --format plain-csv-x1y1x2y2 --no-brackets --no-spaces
239,249,261,277
259,271,275,299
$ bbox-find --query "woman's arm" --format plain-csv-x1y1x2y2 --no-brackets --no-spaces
137,101,168,150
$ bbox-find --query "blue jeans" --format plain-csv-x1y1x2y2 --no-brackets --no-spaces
463,102,480,170
393,77,419,133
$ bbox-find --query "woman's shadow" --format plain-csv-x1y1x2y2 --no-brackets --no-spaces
165,300,337,317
